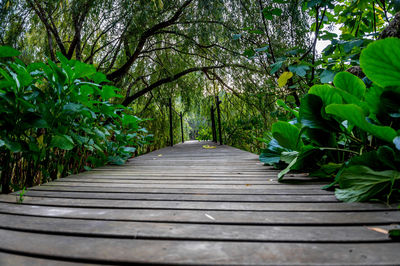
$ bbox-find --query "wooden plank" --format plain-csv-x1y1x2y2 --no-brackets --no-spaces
1,229,399,265
53,178,326,185
0,203,399,224
0,195,392,211
61,175,309,180
20,190,339,202
40,182,325,189
0,252,91,266
0,213,395,242
62,175,277,180
27,185,344,195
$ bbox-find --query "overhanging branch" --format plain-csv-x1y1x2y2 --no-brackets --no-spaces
122,65,228,106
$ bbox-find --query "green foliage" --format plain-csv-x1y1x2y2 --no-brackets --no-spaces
16,187,26,204
335,165,400,202
0,46,20,57
197,126,212,141
0,47,150,193
271,121,303,150
260,38,400,202
360,38,400,88
389,228,400,240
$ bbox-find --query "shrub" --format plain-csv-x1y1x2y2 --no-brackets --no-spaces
0,47,151,193
260,38,400,202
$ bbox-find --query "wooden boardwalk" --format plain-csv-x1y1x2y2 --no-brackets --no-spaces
0,141,399,265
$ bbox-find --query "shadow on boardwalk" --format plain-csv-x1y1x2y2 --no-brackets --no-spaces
0,141,399,265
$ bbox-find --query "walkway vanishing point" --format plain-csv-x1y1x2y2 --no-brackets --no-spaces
0,141,399,265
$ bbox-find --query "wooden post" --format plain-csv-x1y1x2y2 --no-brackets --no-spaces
169,98,173,147
211,105,217,143
216,96,223,145
180,112,184,143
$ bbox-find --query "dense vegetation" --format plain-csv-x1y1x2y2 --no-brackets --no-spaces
260,38,400,203
0,48,150,193
1,0,400,203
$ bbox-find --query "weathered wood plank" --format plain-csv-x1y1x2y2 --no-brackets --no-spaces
0,213,395,242
0,252,92,266
0,203,399,224
53,178,327,185
0,195,392,211
40,182,325,189
26,185,348,194
1,229,399,265
19,190,339,202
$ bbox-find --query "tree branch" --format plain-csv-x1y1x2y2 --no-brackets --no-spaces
67,0,94,59
122,65,229,106
27,0,67,56
107,0,193,81
258,0,276,63
299,6,326,61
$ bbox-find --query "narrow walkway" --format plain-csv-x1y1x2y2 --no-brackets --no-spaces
0,141,399,265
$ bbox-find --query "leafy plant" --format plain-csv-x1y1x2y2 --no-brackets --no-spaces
389,228,400,240
16,187,26,204
260,38,400,202
0,46,151,193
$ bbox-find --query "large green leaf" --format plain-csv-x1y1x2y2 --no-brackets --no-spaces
0,80,14,89
277,145,322,181
325,104,397,142
50,135,75,150
288,64,309,77
270,61,283,75
335,165,400,202
9,63,32,87
31,118,49,129
101,85,123,100
342,39,363,53
91,72,109,84
277,156,297,181
320,69,336,83
73,61,96,79
280,151,298,164
259,150,281,164
108,155,126,165
291,145,323,171
360,38,400,88
0,46,20,57
365,85,384,119
308,84,342,105
377,90,400,125
276,99,299,118
309,163,342,178
299,94,339,132
3,139,22,152
333,87,370,115
347,150,388,171
122,114,139,127
259,139,287,165
62,103,84,114
271,121,303,150
333,72,366,99
47,60,66,86
303,128,336,147
377,146,398,170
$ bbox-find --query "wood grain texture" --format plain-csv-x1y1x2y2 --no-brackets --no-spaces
1,141,399,265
